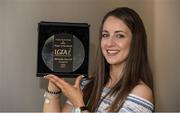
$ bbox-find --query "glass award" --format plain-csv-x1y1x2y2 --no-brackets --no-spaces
37,21,89,77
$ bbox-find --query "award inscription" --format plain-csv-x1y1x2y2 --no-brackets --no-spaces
53,33,73,72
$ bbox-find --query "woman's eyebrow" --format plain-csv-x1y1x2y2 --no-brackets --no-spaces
115,30,127,35
115,30,125,33
102,30,127,35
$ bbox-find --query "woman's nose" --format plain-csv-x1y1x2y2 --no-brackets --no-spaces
106,37,115,46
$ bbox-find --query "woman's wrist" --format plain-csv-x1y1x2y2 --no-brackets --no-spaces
47,81,61,92
44,90,61,104
74,106,89,113
73,100,85,108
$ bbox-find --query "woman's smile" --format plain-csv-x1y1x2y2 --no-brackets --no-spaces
106,49,120,56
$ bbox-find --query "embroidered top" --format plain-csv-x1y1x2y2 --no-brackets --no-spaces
67,79,154,113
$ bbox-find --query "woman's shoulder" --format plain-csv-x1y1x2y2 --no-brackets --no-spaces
130,81,154,103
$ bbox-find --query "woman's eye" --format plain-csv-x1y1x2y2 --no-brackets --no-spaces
116,34,125,38
102,33,109,38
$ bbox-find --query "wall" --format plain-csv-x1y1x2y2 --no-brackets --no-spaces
0,0,179,112
153,0,180,111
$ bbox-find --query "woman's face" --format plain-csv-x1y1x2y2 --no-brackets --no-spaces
101,16,132,65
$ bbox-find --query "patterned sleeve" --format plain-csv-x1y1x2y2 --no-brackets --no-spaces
66,78,90,105
118,94,154,113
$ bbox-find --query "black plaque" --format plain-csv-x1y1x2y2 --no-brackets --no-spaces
37,21,89,77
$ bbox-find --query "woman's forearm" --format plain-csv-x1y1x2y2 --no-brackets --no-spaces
43,92,61,112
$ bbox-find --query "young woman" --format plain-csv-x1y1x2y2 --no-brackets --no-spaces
43,7,154,113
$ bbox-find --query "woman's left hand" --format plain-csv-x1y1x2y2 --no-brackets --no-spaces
44,74,85,107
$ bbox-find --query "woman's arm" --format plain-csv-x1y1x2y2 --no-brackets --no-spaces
43,93,61,112
43,81,62,112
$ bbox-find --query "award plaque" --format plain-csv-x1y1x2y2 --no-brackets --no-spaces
37,21,89,77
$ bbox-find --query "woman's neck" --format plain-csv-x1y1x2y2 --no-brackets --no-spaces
107,63,124,88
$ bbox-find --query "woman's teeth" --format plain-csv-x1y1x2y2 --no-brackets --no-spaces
107,50,119,54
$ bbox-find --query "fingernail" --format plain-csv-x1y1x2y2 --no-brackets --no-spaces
81,75,88,78
43,74,49,78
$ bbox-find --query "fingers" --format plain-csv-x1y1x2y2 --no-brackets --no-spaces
44,74,84,91
44,74,65,90
74,75,84,89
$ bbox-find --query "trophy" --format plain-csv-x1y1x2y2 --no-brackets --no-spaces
37,21,89,77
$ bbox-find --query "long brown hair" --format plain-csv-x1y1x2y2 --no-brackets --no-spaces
84,7,154,112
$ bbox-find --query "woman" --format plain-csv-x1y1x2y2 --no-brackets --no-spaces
43,7,154,112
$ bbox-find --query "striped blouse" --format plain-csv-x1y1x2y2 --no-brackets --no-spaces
96,87,154,113
67,79,154,113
